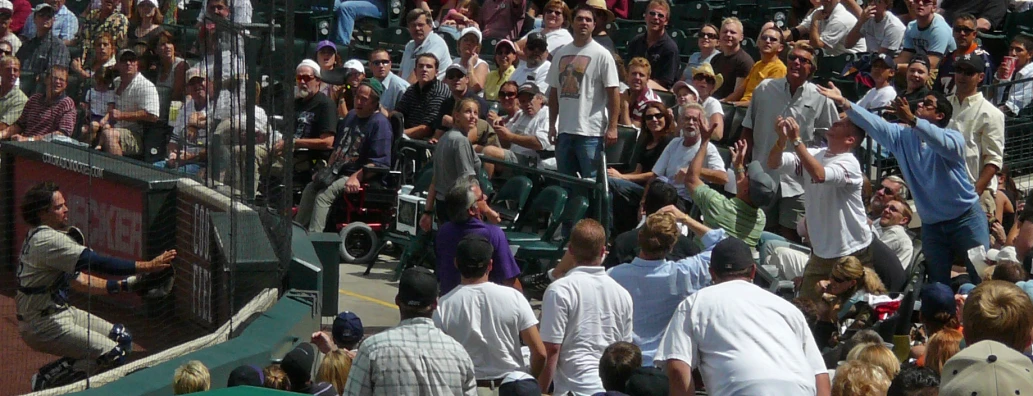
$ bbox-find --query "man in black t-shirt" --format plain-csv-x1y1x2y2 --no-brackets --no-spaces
286,59,338,191
709,17,754,100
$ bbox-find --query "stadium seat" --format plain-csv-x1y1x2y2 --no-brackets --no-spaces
513,195,590,270
490,175,534,225
656,89,677,109
605,126,639,172
505,185,568,243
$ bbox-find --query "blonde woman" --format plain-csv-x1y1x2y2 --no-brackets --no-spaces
173,360,211,395
316,349,353,394
846,342,901,380
818,256,887,322
831,360,891,396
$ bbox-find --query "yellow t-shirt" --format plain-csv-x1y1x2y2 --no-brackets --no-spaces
741,57,788,102
484,66,516,101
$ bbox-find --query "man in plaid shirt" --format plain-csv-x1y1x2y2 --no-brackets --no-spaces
344,267,477,396
97,48,159,156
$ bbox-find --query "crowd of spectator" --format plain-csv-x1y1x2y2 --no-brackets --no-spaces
8,0,1032,392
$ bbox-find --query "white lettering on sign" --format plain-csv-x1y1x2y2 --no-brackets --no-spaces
65,194,142,256
192,263,212,324
193,204,210,261
42,153,105,178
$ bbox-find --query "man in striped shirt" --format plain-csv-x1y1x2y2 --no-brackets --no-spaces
396,53,451,140
0,64,73,141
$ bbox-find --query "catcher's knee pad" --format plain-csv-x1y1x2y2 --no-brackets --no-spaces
33,357,87,391
108,324,133,353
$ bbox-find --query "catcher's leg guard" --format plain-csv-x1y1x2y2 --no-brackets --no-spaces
32,357,87,391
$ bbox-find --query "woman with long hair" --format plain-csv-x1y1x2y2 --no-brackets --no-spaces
818,256,888,322
127,0,165,50
515,0,571,59
609,101,675,234
316,349,353,395
923,328,963,375
154,30,187,100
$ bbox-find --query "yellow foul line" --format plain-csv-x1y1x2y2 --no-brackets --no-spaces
339,289,398,310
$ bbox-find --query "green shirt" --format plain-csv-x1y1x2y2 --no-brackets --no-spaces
0,87,27,126
692,184,766,247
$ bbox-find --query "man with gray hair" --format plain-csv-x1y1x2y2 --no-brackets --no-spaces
869,175,908,221
434,175,521,295
651,102,727,209
481,82,553,167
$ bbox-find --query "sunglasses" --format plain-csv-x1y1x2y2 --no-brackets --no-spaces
296,75,316,84
499,91,517,99
648,10,666,18
693,74,715,83
371,59,390,66
644,113,664,121
953,26,975,34
788,53,813,66
831,275,851,284
760,35,780,43
912,0,935,5
877,185,896,195
699,32,718,39
0,49,10,55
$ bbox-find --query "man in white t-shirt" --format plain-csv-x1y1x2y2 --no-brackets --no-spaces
547,4,620,179
652,103,727,204
856,53,897,111
482,82,553,167
655,236,830,396
795,0,867,56
434,234,547,390
765,115,878,300
538,219,633,395
844,0,904,55
509,32,551,95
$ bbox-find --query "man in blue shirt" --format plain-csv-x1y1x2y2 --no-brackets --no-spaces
818,83,988,285
19,0,75,42
295,79,393,233
893,0,956,74
607,207,725,366
435,175,521,295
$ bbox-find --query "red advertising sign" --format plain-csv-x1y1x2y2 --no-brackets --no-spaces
11,156,144,261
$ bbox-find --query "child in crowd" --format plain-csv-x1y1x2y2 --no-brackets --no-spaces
82,68,117,148
172,360,211,395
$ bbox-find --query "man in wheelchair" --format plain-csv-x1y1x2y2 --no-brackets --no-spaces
295,79,393,233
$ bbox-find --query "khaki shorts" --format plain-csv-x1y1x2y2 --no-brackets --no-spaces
115,128,142,156
765,194,806,230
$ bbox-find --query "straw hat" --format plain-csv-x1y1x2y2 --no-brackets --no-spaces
584,0,615,26
691,63,724,91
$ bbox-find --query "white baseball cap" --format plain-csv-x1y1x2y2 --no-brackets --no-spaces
136,0,159,7
0,0,14,13
342,59,364,75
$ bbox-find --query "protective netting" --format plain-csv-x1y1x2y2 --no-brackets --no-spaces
0,0,296,392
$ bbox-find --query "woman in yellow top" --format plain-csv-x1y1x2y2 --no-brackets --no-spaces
484,39,518,101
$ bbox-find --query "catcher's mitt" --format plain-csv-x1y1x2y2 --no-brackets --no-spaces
133,267,175,300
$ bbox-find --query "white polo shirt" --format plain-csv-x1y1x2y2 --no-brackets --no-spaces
540,266,633,395
434,282,539,380
655,280,826,396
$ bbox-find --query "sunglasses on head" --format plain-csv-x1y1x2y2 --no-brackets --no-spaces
644,113,664,121
499,91,517,98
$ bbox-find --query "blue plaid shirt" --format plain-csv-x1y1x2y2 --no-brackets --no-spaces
21,6,79,41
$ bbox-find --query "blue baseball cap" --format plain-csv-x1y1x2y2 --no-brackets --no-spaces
920,282,956,318
332,311,364,346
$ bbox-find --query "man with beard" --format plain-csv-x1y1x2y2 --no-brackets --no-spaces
651,103,726,210
510,32,551,101
292,59,338,156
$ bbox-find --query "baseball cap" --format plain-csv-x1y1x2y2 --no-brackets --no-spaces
908,53,931,69
136,0,159,7
526,32,547,51
0,0,13,14
671,81,699,103
397,267,438,307
280,343,317,387
32,3,54,13
361,78,385,98
297,59,322,80
495,39,517,53
331,311,364,346
954,53,990,73
997,246,1019,264
315,40,337,54
919,282,956,318
185,67,206,82
456,234,493,275
518,82,540,96
872,53,895,70
118,48,138,60
460,26,482,43
342,59,364,76
940,340,1033,396
746,161,776,208
710,237,754,272
226,365,265,387
445,63,468,78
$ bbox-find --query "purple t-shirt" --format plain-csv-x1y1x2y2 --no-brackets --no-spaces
435,218,521,295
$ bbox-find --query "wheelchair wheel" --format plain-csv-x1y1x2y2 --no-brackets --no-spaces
339,222,379,264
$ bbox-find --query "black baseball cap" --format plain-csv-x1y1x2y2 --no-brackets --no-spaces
280,343,317,387
397,267,438,308
456,234,493,274
954,53,989,73
526,32,547,51
710,237,754,272
227,365,265,387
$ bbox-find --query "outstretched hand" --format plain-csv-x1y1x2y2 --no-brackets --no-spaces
731,139,748,168
816,82,849,108
888,97,917,125
141,250,177,272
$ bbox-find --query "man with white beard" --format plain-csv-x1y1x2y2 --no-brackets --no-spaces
650,102,727,210
293,59,338,156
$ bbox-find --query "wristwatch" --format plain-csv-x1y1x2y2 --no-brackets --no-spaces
792,139,804,147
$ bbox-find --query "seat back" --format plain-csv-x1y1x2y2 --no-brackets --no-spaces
515,185,568,231
491,175,534,210
389,111,405,169
604,126,639,171
540,195,590,242
655,90,677,109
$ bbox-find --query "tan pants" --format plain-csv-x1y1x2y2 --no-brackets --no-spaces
115,128,142,156
798,244,874,300
19,306,118,374
212,119,283,195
